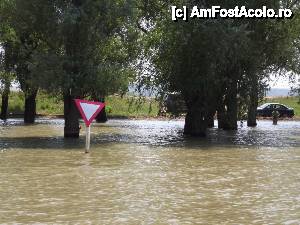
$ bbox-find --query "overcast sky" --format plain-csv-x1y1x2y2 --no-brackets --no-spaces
269,76,291,89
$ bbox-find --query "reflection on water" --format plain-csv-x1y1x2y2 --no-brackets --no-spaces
1,119,300,149
0,119,300,224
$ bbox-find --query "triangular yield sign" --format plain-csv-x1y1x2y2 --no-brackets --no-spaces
75,99,105,127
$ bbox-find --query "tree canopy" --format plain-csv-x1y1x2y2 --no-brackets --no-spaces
139,0,300,135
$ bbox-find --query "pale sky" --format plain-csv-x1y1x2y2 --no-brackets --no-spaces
269,76,291,89
268,72,299,89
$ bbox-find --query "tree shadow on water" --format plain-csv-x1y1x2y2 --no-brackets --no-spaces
0,136,84,150
0,122,299,150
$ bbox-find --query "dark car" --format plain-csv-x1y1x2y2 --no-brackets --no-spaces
257,103,294,118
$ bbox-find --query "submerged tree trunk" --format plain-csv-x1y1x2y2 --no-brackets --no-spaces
247,76,259,127
64,94,80,138
206,113,215,128
223,102,238,130
1,42,14,121
0,83,10,120
24,89,38,124
217,93,238,130
63,1,82,137
96,108,107,123
94,97,107,123
247,98,258,127
206,98,217,128
17,64,38,124
217,102,225,129
222,80,238,130
184,96,207,137
184,110,207,137
206,106,216,128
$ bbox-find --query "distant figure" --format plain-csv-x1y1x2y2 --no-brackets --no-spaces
272,110,279,125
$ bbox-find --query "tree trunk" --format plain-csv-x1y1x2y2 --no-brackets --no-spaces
184,96,207,137
96,108,107,123
64,94,80,138
206,110,215,128
217,98,226,129
222,80,238,130
247,76,258,127
0,84,10,120
95,97,107,123
1,41,13,121
24,90,38,124
247,101,258,127
206,99,217,128
223,103,238,130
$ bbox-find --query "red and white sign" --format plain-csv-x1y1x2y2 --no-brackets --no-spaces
75,99,105,127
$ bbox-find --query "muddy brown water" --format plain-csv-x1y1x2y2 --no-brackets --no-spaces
0,119,300,224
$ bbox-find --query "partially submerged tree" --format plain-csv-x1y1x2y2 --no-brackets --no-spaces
0,43,14,121
0,0,50,123
27,0,139,137
143,0,299,136
0,0,16,120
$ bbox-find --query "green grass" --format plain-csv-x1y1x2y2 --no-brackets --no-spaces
8,91,24,114
1,91,159,118
262,96,300,116
106,95,159,117
3,91,299,118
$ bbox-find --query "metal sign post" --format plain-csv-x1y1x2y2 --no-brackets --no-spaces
75,99,105,153
85,125,91,153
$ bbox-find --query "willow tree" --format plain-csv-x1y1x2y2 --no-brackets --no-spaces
0,62,14,120
285,5,300,99
0,0,52,123
143,0,299,136
0,0,16,120
243,1,300,127
0,44,13,121
27,0,139,137
144,1,250,136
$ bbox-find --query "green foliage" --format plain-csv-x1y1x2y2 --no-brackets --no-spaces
148,1,297,90
1,0,300,133
0,0,45,97
141,1,299,117
1,0,142,104
25,0,140,98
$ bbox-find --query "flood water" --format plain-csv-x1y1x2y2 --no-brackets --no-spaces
0,119,300,224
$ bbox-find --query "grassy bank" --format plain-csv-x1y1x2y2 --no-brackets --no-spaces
2,91,300,118
2,91,159,118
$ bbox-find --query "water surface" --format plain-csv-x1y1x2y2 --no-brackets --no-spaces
0,119,300,224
